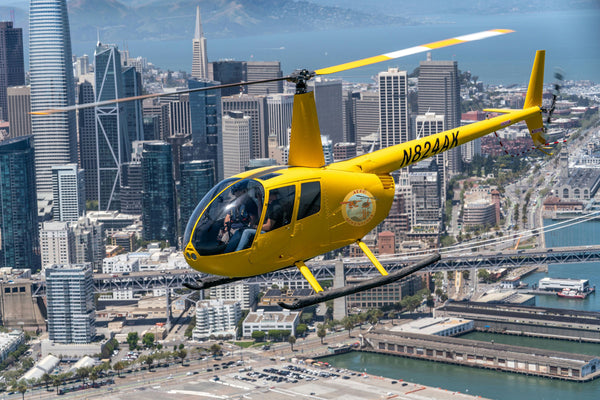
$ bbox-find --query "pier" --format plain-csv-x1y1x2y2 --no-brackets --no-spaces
434,301,600,342
363,329,600,382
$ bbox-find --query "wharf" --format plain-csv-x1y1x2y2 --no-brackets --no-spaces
435,301,600,342
364,329,600,382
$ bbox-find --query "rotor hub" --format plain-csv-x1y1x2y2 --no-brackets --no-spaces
288,69,316,94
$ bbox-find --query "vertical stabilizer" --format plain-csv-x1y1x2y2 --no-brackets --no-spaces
524,50,545,109
288,92,325,168
524,50,546,147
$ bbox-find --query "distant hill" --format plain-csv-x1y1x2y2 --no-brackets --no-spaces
63,0,410,42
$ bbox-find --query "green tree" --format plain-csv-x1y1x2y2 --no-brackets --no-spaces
127,332,139,350
295,323,307,337
41,373,52,391
388,310,397,325
209,343,222,356
342,316,354,337
478,269,491,283
16,380,27,400
177,349,187,365
113,361,125,378
288,335,296,351
142,332,155,348
143,355,154,371
76,367,90,385
89,370,99,386
317,325,327,344
251,330,266,342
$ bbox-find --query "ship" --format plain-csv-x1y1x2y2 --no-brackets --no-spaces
556,287,595,299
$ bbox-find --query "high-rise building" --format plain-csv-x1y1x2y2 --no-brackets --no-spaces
415,112,447,201
120,161,142,214
418,59,461,173
379,68,409,149
142,100,170,140
45,264,95,344
29,0,77,193
222,94,268,159
40,221,76,268
333,142,357,161
222,111,251,178
6,86,31,138
179,160,214,235
308,78,343,145
209,61,246,97
166,132,191,182
266,94,294,147
141,142,177,246
0,21,25,122
94,43,130,210
191,6,208,80
193,299,241,341
188,79,223,180
71,217,104,270
353,91,379,149
142,115,160,141
77,81,96,202
122,65,144,144
246,61,283,95
409,159,442,231
52,164,85,222
167,94,191,136
0,136,40,270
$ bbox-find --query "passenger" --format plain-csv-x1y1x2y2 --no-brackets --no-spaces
234,190,281,252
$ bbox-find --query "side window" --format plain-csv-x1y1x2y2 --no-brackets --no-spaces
263,185,296,232
298,181,321,220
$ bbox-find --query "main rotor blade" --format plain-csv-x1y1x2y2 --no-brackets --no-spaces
31,76,291,115
314,29,514,76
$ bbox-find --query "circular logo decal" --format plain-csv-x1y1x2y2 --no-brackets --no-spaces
341,189,376,226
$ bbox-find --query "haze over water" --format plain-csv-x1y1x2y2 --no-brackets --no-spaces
72,9,600,85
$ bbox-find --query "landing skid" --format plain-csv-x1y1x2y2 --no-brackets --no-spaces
278,253,440,310
183,275,247,291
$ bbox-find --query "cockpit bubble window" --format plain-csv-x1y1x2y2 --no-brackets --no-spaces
183,177,238,247
191,179,264,256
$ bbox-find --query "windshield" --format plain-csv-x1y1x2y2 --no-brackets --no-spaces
183,177,238,246
190,179,264,256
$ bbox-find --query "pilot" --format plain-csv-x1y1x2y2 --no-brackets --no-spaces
223,182,258,253
234,189,281,252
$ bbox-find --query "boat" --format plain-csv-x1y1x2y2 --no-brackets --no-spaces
556,287,594,299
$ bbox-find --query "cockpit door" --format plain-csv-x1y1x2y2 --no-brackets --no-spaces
250,184,297,265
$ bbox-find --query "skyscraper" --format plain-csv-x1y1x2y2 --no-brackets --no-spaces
378,68,409,149
266,93,294,147
40,221,76,268
308,78,343,145
6,86,31,138
122,65,144,143
45,264,95,344
0,21,25,122
209,61,246,97
418,59,461,173
353,91,379,149
415,112,447,201
94,43,130,210
222,111,251,177
52,164,85,222
29,0,77,193
222,94,268,159
141,142,177,246
77,81,96,201
246,61,283,95
0,136,40,270
188,79,222,181
191,6,208,80
179,160,214,235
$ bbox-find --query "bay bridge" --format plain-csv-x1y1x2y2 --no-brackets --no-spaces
29,245,600,297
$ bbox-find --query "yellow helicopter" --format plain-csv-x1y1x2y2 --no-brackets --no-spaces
36,29,553,309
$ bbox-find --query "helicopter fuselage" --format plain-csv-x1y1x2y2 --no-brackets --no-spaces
183,166,394,277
